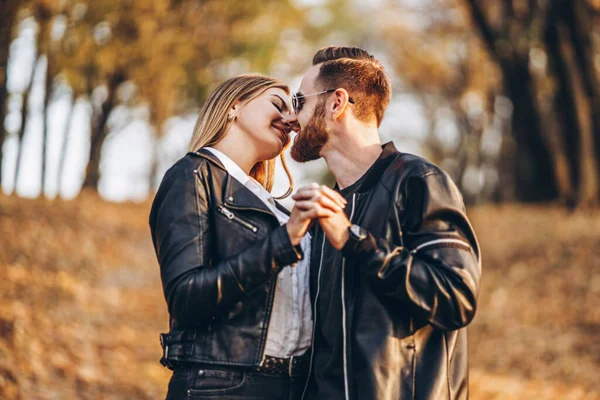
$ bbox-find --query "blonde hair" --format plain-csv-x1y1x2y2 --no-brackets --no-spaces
188,74,293,196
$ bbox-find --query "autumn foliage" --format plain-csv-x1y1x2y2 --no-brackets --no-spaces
0,194,598,399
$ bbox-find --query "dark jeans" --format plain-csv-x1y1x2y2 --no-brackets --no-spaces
165,364,308,400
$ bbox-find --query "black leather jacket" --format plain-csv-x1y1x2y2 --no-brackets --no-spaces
149,149,303,368
305,142,481,400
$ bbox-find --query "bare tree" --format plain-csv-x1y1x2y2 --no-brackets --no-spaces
465,0,599,206
0,0,21,188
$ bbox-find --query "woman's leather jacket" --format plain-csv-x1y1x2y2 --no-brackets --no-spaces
149,149,302,368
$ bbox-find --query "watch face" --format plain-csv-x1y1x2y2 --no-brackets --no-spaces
350,224,366,240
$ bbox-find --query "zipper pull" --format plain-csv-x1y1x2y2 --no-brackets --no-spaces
218,206,234,220
259,352,267,367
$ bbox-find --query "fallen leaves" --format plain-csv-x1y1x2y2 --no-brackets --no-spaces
0,194,598,399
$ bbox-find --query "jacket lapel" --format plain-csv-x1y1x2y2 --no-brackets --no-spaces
195,148,280,220
222,173,275,217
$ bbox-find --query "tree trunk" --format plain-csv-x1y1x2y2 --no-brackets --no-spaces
466,0,558,201
560,0,600,206
557,24,598,206
57,96,75,197
504,62,558,201
0,0,21,188
13,56,39,193
81,71,125,190
37,8,53,198
148,144,159,195
40,54,53,197
544,5,580,205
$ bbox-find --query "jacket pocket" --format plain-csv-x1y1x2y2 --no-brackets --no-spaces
217,206,259,233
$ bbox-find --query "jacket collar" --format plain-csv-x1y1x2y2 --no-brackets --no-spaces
381,141,400,159
358,141,401,193
336,141,401,194
194,148,278,218
195,148,226,170
274,201,291,216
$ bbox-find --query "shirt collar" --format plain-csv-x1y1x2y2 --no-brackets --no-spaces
203,147,273,203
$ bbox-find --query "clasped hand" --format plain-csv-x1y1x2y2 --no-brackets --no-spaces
286,183,351,250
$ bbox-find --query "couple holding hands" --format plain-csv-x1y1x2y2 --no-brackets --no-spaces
150,46,481,400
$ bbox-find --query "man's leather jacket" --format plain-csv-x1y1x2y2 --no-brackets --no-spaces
149,149,302,368
305,142,481,400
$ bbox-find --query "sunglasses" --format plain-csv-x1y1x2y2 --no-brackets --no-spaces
292,89,355,113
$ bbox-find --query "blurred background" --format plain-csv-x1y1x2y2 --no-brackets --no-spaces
0,0,599,398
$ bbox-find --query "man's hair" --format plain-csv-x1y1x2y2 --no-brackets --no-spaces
312,46,391,127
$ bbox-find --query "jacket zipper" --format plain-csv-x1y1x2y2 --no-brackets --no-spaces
258,277,278,367
410,238,470,254
218,206,258,233
300,232,328,400
341,193,357,400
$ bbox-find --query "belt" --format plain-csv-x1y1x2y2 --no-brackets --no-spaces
254,353,310,377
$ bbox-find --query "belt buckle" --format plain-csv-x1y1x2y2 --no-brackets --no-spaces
288,355,294,377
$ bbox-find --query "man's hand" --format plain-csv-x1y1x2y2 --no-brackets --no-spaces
287,183,346,246
318,208,352,250
292,184,351,250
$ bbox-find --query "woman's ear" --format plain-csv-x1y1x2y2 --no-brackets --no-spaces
228,102,241,121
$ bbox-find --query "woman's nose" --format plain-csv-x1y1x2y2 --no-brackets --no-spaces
282,112,299,132
282,112,297,125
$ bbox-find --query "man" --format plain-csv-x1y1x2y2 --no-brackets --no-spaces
290,46,482,400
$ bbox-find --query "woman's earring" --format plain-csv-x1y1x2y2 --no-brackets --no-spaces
227,113,236,122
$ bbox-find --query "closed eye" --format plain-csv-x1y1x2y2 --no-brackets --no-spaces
271,94,290,113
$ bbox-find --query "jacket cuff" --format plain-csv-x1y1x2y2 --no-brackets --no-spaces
341,231,378,262
272,225,304,269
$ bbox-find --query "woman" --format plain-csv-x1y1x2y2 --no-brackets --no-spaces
149,75,344,400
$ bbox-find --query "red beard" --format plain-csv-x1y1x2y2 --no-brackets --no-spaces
291,99,329,163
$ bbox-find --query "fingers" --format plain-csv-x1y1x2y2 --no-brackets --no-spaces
295,192,343,212
292,183,347,209
318,185,346,206
294,201,336,219
293,183,319,198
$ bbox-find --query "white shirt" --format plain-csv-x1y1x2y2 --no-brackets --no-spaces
204,147,312,358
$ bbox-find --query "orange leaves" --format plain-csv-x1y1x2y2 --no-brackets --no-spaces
0,193,168,398
2,189,600,398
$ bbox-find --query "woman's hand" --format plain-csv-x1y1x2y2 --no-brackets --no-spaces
286,183,347,246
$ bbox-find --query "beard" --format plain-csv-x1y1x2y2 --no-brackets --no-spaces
291,99,329,163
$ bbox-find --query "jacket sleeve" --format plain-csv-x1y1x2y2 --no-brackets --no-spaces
342,170,481,331
150,165,302,326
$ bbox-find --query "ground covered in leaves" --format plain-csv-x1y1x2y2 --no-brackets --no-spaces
0,194,598,399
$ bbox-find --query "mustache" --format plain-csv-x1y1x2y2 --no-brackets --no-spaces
290,106,328,162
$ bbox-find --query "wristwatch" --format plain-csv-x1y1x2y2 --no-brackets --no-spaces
343,224,368,253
